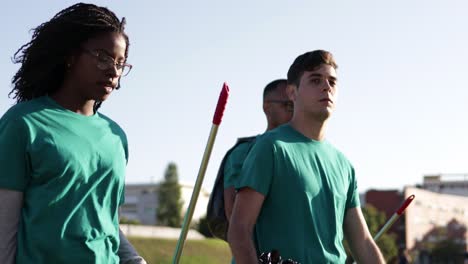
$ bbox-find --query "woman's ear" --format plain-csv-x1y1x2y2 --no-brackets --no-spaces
65,55,76,69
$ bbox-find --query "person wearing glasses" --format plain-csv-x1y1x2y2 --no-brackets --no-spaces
228,50,385,263
0,3,145,264
223,79,293,224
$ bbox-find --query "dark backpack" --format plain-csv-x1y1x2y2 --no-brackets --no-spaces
206,136,256,241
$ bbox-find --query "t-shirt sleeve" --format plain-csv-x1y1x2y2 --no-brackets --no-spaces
346,166,360,209
120,133,128,205
119,185,126,206
235,137,274,196
223,153,237,189
122,131,129,164
0,116,30,191
223,142,250,189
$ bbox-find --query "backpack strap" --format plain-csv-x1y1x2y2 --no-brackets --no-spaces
206,135,257,240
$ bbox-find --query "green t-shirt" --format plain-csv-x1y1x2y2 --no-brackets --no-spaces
223,140,255,189
236,124,360,264
0,96,128,264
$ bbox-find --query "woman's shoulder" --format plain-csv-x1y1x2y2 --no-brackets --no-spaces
1,97,47,122
96,112,127,136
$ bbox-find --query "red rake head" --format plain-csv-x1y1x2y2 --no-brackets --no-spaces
212,82,229,125
397,194,415,215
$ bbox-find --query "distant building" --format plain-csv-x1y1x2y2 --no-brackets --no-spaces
421,174,468,197
404,186,468,251
363,183,468,262
120,182,210,225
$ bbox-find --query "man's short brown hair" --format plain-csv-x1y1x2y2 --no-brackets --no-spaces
287,50,338,87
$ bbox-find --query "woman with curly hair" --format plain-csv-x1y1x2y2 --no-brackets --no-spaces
0,3,146,263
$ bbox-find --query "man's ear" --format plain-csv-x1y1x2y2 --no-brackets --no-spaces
287,84,297,102
263,101,270,115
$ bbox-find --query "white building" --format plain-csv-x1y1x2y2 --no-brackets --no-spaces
404,186,468,251
120,182,210,225
422,174,468,197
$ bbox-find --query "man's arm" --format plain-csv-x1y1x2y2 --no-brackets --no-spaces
118,207,146,264
228,187,265,264
223,186,236,220
223,141,253,221
0,188,23,264
343,207,385,264
118,228,147,264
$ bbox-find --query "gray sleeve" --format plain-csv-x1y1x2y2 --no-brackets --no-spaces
118,229,147,264
0,188,23,264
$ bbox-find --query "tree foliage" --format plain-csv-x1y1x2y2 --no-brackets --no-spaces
363,205,398,262
119,217,141,225
156,162,183,227
431,239,465,263
345,205,398,263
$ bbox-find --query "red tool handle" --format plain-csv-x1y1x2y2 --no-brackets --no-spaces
212,82,230,125
396,194,415,215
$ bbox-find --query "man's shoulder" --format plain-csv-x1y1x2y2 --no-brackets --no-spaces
230,135,258,150
254,125,291,146
322,141,353,167
236,135,257,143
226,135,258,159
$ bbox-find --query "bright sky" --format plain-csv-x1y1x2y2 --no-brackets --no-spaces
1,1,467,193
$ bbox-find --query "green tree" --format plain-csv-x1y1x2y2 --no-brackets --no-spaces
362,205,386,234
345,205,398,263
156,162,183,227
362,205,398,262
431,239,465,263
119,216,141,225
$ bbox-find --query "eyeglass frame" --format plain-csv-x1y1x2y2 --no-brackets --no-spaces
265,99,294,112
80,48,133,77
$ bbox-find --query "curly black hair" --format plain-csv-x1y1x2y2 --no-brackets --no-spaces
10,3,129,110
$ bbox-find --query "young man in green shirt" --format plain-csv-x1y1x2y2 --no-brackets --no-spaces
223,79,293,220
228,50,385,263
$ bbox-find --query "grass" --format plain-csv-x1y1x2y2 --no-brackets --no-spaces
128,237,232,264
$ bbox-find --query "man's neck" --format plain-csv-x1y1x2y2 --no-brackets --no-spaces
289,114,327,141
265,124,276,132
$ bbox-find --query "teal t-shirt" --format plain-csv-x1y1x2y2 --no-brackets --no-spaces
236,124,360,264
222,138,256,264
223,141,255,189
0,96,128,264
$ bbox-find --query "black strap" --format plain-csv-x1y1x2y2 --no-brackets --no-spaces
206,135,257,240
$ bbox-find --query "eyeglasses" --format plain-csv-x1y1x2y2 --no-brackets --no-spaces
266,99,294,112
81,49,133,77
